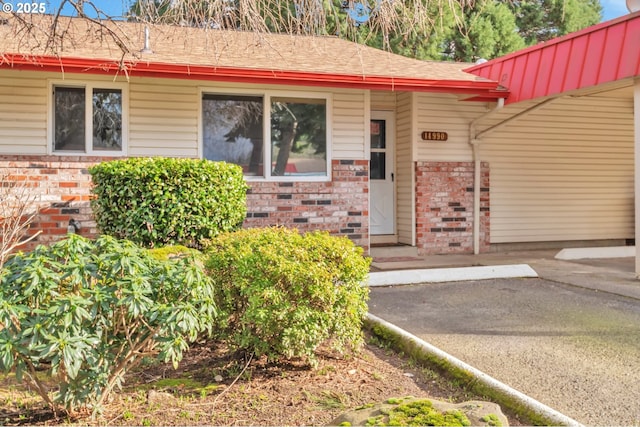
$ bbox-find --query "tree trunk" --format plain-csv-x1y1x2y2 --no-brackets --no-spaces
273,120,297,176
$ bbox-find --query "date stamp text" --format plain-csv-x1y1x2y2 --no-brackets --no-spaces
2,2,47,14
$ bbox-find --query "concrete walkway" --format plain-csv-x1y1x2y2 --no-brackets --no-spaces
370,248,640,300
367,249,640,426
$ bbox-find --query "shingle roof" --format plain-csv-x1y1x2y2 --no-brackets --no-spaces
0,14,505,98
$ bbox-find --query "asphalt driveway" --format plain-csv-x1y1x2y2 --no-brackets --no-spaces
368,276,640,426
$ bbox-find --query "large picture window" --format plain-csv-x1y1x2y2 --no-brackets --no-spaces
202,91,329,180
52,83,126,155
202,94,264,176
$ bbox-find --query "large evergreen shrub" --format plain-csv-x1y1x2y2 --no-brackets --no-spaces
0,234,217,414
205,227,370,365
89,157,247,248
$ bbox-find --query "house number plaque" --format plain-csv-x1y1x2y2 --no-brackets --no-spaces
421,131,448,141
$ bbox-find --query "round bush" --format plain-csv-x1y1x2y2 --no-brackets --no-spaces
205,227,371,365
89,157,248,249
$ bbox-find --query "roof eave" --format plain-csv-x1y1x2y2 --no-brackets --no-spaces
2,53,508,99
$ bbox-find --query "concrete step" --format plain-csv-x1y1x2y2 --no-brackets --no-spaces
370,245,419,258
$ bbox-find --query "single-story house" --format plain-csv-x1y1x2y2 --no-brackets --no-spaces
1,12,639,270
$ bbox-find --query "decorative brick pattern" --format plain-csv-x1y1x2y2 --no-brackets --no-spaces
245,160,369,251
1,156,370,253
415,161,490,255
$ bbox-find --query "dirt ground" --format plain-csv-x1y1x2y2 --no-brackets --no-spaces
0,334,526,426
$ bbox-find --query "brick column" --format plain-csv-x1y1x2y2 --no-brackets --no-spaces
415,161,489,255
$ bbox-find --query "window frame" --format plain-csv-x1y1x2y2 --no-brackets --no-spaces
48,80,129,156
199,87,332,182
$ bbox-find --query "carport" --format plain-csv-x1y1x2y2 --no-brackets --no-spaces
465,10,640,274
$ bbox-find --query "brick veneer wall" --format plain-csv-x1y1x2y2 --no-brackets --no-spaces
244,159,370,252
1,156,370,253
0,155,102,251
415,161,490,255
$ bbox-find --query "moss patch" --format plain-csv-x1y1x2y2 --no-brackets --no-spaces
331,397,508,427
481,413,503,426
140,377,220,397
382,399,471,426
147,245,201,261
364,319,551,426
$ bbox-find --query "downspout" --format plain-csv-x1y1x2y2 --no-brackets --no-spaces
468,96,561,255
469,98,504,255
634,80,640,278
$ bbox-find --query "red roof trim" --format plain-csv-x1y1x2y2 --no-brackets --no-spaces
465,11,640,104
2,53,508,99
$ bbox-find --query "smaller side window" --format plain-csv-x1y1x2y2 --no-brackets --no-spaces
54,86,86,152
52,84,125,154
92,88,123,151
271,97,327,177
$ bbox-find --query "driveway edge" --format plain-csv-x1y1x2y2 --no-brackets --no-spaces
365,313,583,427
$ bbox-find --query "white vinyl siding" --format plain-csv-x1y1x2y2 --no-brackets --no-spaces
333,90,367,160
0,72,47,154
129,80,199,157
134,79,365,162
371,91,397,111
0,71,368,162
482,95,634,243
415,93,487,162
395,92,414,245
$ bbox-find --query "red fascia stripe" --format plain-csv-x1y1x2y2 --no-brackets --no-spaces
2,53,508,99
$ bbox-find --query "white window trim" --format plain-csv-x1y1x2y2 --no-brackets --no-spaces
47,80,129,156
198,87,332,182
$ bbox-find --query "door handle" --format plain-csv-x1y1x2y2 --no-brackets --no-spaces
391,172,394,182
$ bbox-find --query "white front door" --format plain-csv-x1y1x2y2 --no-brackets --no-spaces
370,111,396,240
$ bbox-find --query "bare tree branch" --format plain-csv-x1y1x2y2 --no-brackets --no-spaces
0,0,466,59
0,174,42,268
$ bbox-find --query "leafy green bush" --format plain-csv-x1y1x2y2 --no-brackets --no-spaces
89,157,248,249
205,227,370,365
0,234,217,415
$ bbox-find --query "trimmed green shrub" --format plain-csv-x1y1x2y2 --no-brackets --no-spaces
89,157,248,249
205,227,370,365
0,234,217,415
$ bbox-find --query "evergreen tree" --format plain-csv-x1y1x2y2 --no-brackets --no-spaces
512,0,602,45
441,0,526,62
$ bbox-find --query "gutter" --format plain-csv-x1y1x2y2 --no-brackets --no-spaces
2,53,507,98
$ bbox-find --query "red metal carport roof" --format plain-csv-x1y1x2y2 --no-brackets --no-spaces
465,10,640,105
